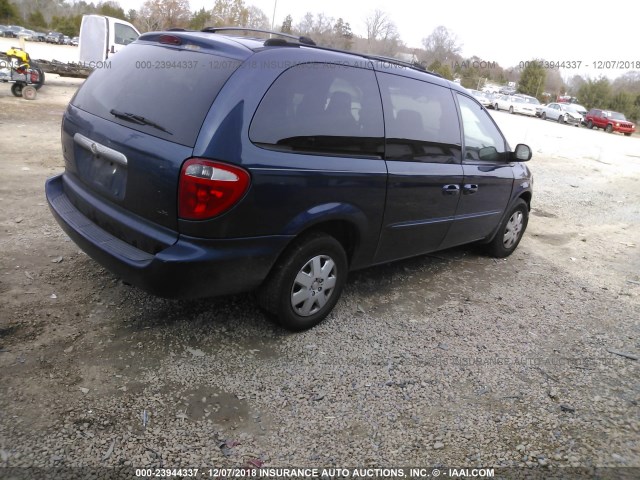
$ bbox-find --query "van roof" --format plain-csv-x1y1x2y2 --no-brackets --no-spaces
139,28,464,92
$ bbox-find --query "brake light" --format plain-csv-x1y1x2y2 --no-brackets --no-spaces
159,35,182,46
178,159,250,220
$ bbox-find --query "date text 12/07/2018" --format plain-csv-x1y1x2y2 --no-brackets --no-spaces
518,60,640,70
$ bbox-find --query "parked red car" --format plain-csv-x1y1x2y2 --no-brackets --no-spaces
584,109,636,136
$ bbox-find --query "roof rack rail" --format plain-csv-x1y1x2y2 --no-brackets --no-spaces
362,54,436,74
201,27,316,46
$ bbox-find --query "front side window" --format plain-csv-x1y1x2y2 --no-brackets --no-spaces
114,23,138,45
377,73,461,163
249,64,384,158
457,94,507,163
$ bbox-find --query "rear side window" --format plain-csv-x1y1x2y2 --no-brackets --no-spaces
377,72,461,163
249,63,384,158
72,43,240,147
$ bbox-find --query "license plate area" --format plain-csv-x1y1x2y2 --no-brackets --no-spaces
74,133,128,201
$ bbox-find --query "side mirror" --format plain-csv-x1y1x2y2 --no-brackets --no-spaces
511,144,532,162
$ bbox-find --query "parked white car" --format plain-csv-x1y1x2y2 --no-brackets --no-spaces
494,95,537,116
493,94,511,111
540,103,582,126
467,89,492,108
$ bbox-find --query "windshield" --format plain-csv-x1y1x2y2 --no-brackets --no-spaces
565,104,585,113
609,112,626,121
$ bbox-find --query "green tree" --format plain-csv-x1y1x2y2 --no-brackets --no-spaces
98,1,126,20
27,9,47,29
578,77,611,110
280,14,292,33
608,91,633,114
0,0,18,23
190,7,211,30
517,59,546,98
333,17,353,50
52,15,80,36
428,60,454,80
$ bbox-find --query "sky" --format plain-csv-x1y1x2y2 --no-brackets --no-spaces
120,0,638,80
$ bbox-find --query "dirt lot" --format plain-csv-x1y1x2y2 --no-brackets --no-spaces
0,76,639,476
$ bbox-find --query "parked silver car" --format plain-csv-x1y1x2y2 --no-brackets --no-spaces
540,103,582,126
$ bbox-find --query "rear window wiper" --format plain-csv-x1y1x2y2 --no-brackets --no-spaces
110,109,173,135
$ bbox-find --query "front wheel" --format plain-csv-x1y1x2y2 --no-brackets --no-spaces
257,233,348,331
624,132,632,136
494,103,499,111
605,124,613,133
22,85,37,100
558,115,564,124
485,199,529,258
509,106,514,114
541,112,546,120
587,120,593,129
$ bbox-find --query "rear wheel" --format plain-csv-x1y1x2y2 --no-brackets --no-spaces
257,233,348,331
509,106,514,114
32,65,45,90
605,124,613,133
587,120,593,129
494,103,499,111
541,112,546,120
11,83,23,97
485,199,529,258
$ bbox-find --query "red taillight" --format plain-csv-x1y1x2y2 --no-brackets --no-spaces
158,35,182,46
178,159,250,220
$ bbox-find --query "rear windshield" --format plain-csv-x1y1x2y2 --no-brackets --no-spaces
72,43,241,147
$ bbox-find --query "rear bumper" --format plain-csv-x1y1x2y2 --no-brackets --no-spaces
46,174,292,299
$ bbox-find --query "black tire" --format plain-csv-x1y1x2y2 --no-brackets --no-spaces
587,120,593,129
257,232,348,331
485,199,529,258
605,124,613,133
541,112,546,120
32,65,45,90
624,133,631,136
494,103,499,111
509,106,514,114
558,115,564,124
11,83,23,97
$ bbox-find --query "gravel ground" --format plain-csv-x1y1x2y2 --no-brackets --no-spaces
0,77,639,477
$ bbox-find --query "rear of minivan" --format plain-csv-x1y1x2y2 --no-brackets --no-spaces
46,33,294,298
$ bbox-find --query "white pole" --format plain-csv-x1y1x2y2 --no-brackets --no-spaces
271,0,278,31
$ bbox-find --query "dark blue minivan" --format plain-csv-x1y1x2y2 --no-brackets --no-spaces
46,29,533,330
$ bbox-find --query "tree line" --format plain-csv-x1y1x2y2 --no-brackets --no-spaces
3,0,638,121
